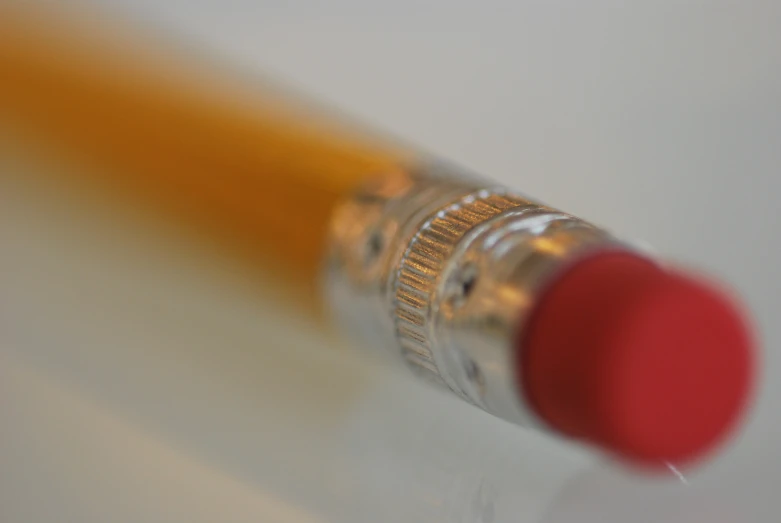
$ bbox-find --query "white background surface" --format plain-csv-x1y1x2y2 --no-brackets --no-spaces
2,1,781,521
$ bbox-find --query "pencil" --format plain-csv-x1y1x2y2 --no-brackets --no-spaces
0,5,756,468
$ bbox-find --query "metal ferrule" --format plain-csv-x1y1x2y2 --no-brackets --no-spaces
325,165,630,429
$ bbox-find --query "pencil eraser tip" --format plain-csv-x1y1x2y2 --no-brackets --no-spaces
519,252,755,466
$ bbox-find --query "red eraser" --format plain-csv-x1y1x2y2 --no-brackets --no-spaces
519,252,755,466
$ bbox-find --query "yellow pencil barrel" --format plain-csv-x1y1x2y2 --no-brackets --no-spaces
0,6,410,305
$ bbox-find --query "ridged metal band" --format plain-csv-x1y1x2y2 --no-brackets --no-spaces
325,166,627,429
392,190,535,394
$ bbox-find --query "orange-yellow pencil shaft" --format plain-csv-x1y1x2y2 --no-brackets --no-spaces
0,7,410,305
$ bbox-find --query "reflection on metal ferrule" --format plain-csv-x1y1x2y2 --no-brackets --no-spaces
325,165,626,429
